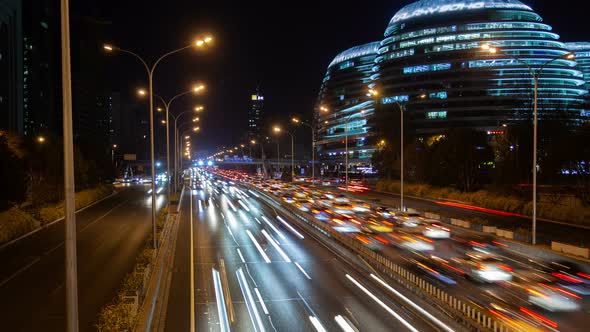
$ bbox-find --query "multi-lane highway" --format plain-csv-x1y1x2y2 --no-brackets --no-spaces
0,184,165,332
163,172,457,331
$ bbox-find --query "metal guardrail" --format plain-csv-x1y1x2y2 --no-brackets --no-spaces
252,187,513,332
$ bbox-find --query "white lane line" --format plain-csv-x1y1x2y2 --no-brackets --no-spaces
0,257,41,288
238,200,251,212
335,315,358,332
370,274,455,332
226,199,238,212
276,216,304,239
261,215,286,240
345,274,419,332
294,262,312,280
248,190,260,197
237,268,266,332
309,316,327,332
254,288,270,315
246,230,271,263
198,199,202,212
254,217,262,225
261,230,291,262
237,248,246,263
212,269,231,332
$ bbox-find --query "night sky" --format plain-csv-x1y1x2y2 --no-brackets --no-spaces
84,0,585,153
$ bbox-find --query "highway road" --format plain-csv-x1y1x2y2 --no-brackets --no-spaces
333,187,590,246
0,184,165,331
163,175,452,332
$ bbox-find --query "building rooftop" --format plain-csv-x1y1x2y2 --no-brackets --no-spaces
328,41,381,69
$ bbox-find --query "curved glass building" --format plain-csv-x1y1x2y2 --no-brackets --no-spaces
375,0,589,136
316,41,380,172
566,42,590,89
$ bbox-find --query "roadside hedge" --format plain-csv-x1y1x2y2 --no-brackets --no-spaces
0,207,40,244
0,184,113,245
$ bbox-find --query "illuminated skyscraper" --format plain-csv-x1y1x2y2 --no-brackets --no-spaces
248,88,264,140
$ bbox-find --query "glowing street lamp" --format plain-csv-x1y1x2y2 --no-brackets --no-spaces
273,125,295,181
480,42,576,244
37,136,46,144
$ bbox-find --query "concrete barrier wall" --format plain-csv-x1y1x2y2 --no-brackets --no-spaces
496,229,514,240
552,242,590,259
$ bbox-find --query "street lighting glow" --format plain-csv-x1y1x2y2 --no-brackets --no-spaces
566,53,576,59
320,106,329,112
204,36,213,43
292,117,300,123
192,117,200,122
137,89,147,96
273,126,281,133
113,144,117,148
37,136,46,143
368,88,379,96
193,127,200,132
196,40,205,47
103,44,113,51
161,120,166,124
185,136,190,139
194,106,204,112
250,140,256,144
193,85,205,92
156,107,163,112
481,43,491,50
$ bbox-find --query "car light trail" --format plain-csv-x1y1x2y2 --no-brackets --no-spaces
237,248,246,263
262,230,291,262
276,216,304,239
254,288,269,315
238,200,251,212
212,269,231,332
247,230,271,263
236,268,266,332
198,199,203,212
345,274,419,332
309,316,327,332
261,215,286,240
147,189,153,194
434,201,525,217
249,190,260,197
156,187,164,194
254,217,262,225
370,274,455,332
294,262,312,280
334,315,357,332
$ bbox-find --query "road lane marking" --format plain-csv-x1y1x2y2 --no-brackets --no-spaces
238,200,251,212
294,262,312,280
246,230,271,263
254,287,269,315
0,257,41,288
261,215,286,240
276,216,304,239
212,268,230,332
261,230,291,262
309,316,327,332
335,315,358,332
345,274,419,332
190,190,196,332
370,274,455,332
237,248,246,263
237,268,266,332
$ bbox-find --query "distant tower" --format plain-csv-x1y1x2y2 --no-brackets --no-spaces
248,88,264,140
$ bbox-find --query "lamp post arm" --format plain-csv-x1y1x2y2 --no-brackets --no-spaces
150,44,192,76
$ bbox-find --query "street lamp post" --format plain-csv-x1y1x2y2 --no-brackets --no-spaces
292,117,315,184
481,43,575,245
171,106,203,191
150,87,204,203
104,36,212,249
273,126,295,181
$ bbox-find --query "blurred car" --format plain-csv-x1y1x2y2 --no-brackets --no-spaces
333,195,350,204
333,202,354,214
459,251,513,283
395,211,424,228
545,261,590,295
375,206,396,219
528,283,581,311
351,200,371,213
422,222,451,239
396,235,434,252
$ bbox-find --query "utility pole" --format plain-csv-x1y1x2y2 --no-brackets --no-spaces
60,0,79,330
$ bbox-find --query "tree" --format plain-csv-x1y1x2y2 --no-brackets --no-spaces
430,128,493,192
0,132,28,210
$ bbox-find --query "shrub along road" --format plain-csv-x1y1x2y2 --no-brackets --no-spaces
0,184,165,332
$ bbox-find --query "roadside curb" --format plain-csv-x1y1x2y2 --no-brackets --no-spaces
0,191,119,251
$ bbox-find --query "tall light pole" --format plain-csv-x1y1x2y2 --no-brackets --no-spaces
171,106,203,191
481,43,575,245
103,35,212,249
292,117,315,184
273,126,295,181
146,86,204,203
60,0,78,330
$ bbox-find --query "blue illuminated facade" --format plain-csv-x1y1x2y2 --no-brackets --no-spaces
376,0,589,136
566,43,590,89
316,42,380,172
315,0,590,173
